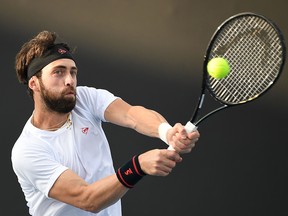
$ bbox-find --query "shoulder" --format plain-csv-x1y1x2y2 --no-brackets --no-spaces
76,86,120,110
76,86,116,98
11,133,53,176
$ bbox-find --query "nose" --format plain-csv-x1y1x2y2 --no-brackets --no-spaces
65,73,76,86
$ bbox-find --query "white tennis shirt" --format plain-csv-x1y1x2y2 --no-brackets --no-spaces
11,86,121,216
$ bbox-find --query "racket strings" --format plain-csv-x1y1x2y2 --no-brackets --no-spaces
207,15,284,104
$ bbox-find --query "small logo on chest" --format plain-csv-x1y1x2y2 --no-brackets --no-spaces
81,127,89,134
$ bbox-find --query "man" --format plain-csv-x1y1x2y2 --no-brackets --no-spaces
11,30,200,216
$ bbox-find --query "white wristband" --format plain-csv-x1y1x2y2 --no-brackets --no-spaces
158,122,172,145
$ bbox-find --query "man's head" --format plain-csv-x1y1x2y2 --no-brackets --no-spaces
15,31,75,96
15,31,77,113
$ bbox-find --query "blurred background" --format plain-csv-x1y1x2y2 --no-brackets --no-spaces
1,0,288,215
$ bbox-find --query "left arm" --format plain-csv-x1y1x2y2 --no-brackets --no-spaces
104,98,166,137
104,98,200,153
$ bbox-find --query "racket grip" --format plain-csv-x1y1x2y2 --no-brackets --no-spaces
184,121,197,133
167,121,197,150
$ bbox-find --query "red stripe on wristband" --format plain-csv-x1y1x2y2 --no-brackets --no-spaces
132,155,146,176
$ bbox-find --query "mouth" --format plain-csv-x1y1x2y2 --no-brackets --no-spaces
67,91,75,96
65,92,76,98
63,88,76,97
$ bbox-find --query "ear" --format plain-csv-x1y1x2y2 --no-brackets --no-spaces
28,77,39,91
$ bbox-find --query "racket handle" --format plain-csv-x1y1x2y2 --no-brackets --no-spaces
167,121,197,150
184,121,197,133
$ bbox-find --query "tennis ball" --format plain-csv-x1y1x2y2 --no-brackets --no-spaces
207,57,230,79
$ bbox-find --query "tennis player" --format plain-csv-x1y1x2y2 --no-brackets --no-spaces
11,30,200,216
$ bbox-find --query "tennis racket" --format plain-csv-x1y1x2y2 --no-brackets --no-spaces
168,12,286,150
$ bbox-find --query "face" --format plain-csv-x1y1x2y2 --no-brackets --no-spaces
36,58,78,113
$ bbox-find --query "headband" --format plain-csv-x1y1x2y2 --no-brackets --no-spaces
27,44,75,81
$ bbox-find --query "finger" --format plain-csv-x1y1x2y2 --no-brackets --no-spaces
165,150,182,162
151,161,174,176
187,130,200,140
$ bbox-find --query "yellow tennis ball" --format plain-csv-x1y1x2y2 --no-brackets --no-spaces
207,57,230,79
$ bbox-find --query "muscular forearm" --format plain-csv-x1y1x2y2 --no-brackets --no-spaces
127,106,167,137
105,99,167,138
86,175,129,213
49,170,129,213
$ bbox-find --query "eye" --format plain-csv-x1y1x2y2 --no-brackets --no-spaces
54,68,64,75
71,69,78,76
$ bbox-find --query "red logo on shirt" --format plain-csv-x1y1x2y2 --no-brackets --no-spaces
81,127,89,134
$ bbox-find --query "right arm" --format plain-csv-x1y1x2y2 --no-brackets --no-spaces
48,149,182,213
104,98,200,153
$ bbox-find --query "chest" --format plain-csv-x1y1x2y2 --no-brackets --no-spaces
47,115,114,181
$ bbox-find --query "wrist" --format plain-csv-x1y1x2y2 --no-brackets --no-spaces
116,155,146,188
158,122,172,144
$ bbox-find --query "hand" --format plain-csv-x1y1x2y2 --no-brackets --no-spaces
167,123,200,154
138,149,182,176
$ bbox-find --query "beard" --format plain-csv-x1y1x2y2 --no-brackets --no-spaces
39,79,76,114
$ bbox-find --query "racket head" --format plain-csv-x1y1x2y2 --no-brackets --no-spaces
203,12,286,106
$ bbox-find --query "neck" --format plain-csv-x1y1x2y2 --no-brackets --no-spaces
31,112,72,131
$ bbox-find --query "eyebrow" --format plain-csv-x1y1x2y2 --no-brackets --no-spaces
53,65,78,70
